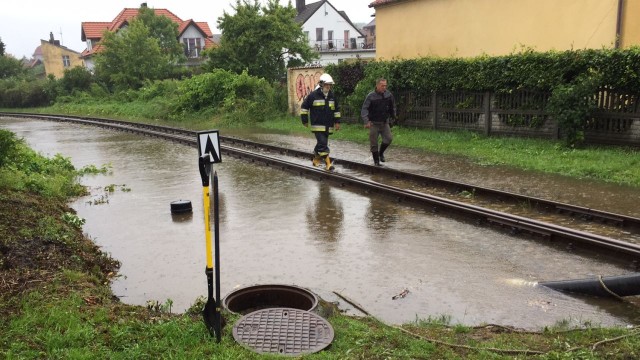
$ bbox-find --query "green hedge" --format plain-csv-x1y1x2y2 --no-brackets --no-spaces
326,47,640,145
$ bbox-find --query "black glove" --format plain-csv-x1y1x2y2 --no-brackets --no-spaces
389,118,397,128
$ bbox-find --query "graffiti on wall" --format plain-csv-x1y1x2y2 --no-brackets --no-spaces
295,71,323,102
287,67,324,115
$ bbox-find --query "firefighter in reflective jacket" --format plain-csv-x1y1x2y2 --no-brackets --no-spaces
300,73,341,170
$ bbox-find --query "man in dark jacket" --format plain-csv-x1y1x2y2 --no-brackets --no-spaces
300,73,341,170
361,78,396,166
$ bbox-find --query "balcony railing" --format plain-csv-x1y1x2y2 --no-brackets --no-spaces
312,39,374,51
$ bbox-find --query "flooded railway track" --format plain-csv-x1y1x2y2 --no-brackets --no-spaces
3,112,640,265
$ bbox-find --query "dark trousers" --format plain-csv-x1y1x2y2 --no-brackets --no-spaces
369,122,393,152
314,131,330,156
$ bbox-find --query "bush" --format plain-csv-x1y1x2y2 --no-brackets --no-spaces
0,130,20,167
338,47,640,145
176,69,236,111
0,130,84,198
175,69,282,123
221,70,281,124
59,67,93,94
548,72,603,147
0,77,57,107
139,79,180,101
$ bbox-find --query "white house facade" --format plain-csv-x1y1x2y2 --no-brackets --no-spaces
295,0,375,66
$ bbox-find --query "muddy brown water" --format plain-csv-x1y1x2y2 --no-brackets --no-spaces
3,117,639,329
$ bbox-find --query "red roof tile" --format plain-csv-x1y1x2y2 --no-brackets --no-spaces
81,22,111,41
204,38,217,48
81,7,214,57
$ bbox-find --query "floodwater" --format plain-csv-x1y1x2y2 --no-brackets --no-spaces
3,117,639,330
232,130,640,218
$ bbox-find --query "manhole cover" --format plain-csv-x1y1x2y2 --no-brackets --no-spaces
233,307,334,356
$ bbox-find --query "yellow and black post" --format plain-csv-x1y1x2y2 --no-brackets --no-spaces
199,154,222,342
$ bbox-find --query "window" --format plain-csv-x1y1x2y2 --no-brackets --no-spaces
304,31,309,41
344,30,349,48
316,28,323,41
328,30,333,49
183,38,202,58
62,55,70,67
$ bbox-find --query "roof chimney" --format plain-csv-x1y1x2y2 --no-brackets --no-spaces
141,2,147,7
296,0,305,13
49,32,55,43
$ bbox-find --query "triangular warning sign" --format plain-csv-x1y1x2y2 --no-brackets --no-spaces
197,130,222,163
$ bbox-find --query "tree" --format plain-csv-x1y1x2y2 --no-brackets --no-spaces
136,6,184,62
205,0,317,82
93,6,184,90
0,36,25,79
0,55,24,79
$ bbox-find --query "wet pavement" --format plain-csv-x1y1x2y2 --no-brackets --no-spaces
2,116,640,329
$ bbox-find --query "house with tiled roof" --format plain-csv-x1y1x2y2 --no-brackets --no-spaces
369,0,640,60
39,32,84,79
81,3,216,70
295,0,374,65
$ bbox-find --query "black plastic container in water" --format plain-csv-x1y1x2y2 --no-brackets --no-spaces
170,199,192,214
222,284,319,315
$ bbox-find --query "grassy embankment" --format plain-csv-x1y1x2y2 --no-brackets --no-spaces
1,115,640,358
11,98,640,188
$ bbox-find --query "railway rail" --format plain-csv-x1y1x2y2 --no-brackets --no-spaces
3,112,640,266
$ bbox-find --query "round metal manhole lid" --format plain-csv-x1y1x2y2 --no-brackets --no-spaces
233,307,334,356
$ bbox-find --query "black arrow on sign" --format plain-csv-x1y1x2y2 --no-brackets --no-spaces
203,135,221,163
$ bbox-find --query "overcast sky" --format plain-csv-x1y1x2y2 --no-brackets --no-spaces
0,0,376,59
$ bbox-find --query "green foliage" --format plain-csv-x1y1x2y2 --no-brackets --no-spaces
0,36,5,56
326,60,367,99
220,70,284,124
0,77,57,107
0,54,24,79
205,0,317,82
0,130,20,167
176,69,237,111
136,5,185,63
175,69,284,124
548,72,602,146
60,66,93,93
94,16,178,90
138,79,180,101
0,131,85,198
62,212,86,229
338,47,640,145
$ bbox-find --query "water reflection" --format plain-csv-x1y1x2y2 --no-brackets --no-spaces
305,183,344,251
171,212,193,223
574,294,640,324
365,194,400,237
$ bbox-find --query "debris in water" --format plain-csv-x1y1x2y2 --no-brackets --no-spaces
392,289,410,300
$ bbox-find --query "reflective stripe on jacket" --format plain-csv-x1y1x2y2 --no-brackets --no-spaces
300,88,340,133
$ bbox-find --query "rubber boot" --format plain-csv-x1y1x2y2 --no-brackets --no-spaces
379,143,389,162
312,154,321,167
325,155,335,171
372,152,382,166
